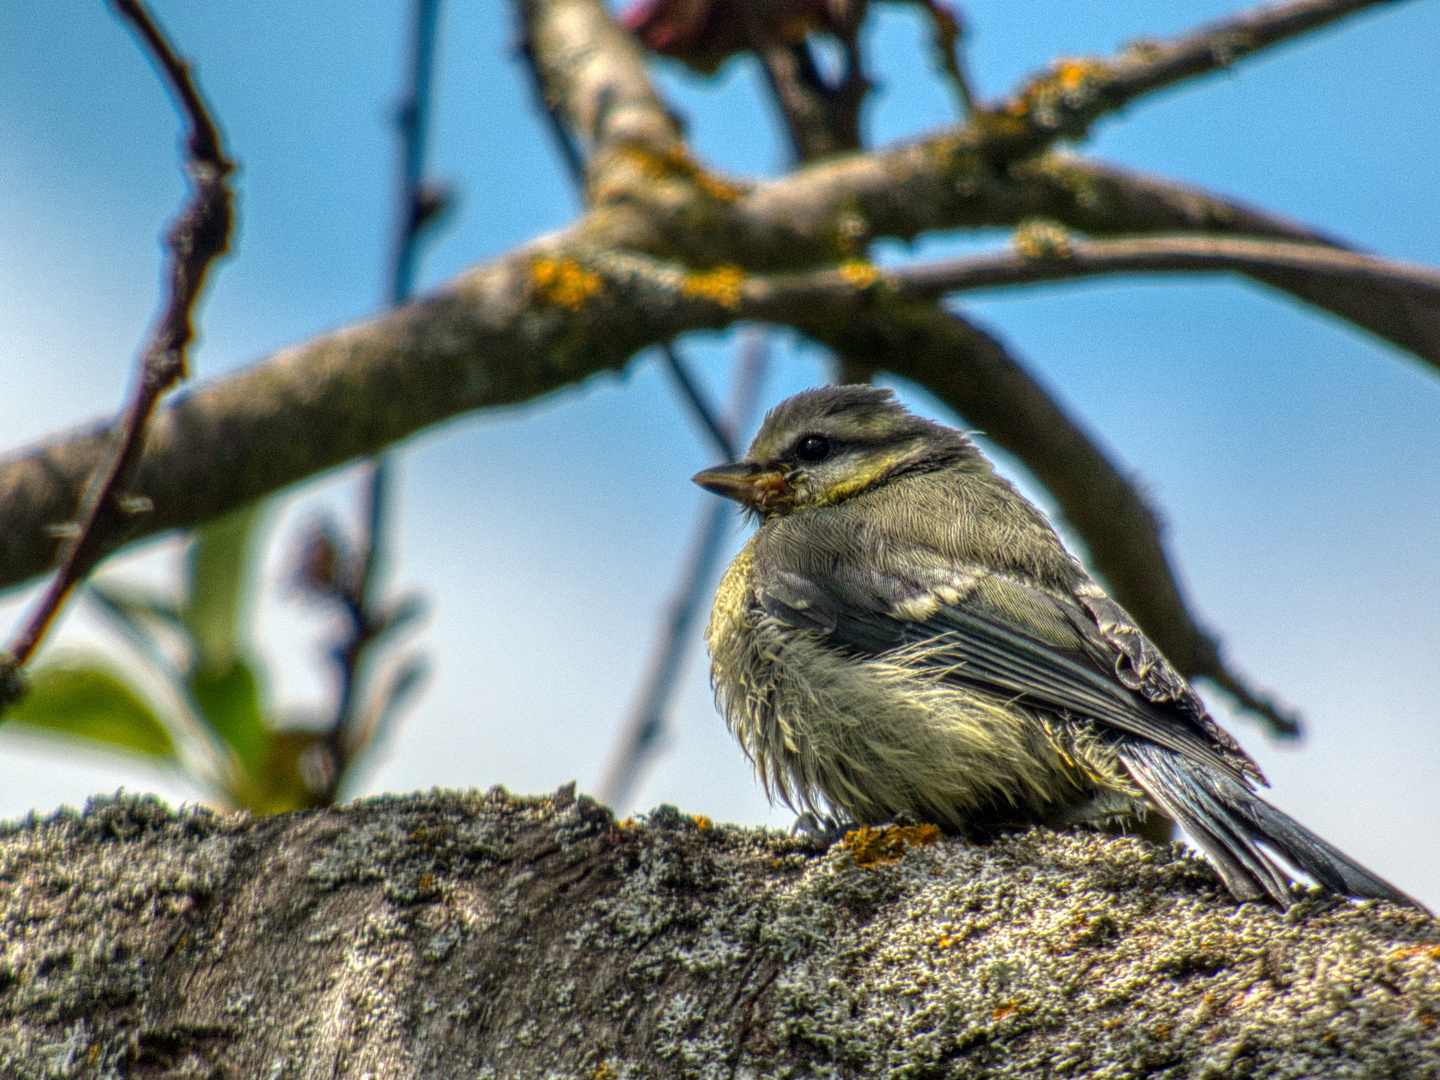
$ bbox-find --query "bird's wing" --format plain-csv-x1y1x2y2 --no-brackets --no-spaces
753,555,1259,785
1067,579,1260,782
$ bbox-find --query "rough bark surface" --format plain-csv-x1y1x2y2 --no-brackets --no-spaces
1,790,1437,1079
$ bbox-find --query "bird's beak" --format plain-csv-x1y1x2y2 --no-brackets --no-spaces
691,462,787,506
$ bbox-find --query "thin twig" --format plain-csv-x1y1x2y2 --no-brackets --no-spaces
0,0,234,702
660,343,738,461
315,0,445,803
598,330,770,810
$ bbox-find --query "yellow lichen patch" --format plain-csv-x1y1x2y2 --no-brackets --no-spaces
608,144,745,203
992,1000,1019,1021
1054,57,1109,92
839,259,882,289
1005,56,1110,118
681,264,746,309
843,823,942,867
591,1063,617,1080
1393,945,1440,962
1013,218,1074,260
530,256,603,310
692,814,712,830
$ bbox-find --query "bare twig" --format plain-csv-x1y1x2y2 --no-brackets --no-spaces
911,0,977,116
598,330,770,810
892,233,1440,304
309,0,445,804
0,0,234,703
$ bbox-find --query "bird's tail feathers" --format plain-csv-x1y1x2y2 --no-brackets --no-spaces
1119,741,1425,911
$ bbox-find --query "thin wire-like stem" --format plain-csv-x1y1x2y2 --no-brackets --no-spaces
659,342,738,461
598,330,770,811
1,0,234,698
318,0,444,802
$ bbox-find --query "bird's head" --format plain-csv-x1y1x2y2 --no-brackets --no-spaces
692,385,973,519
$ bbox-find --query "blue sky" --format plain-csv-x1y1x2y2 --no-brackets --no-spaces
2,1,1438,904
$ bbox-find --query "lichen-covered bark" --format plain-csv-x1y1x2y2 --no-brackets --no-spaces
1,791,1435,1079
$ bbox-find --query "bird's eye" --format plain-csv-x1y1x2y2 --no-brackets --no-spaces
794,434,831,462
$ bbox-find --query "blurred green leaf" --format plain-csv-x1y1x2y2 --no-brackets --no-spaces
6,660,177,761
229,730,328,814
190,659,268,771
185,502,265,671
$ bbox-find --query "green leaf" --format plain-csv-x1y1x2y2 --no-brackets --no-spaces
6,661,177,761
184,502,266,671
189,658,269,770
227,731,328,815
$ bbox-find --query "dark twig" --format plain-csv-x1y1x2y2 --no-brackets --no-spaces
910,0,978,115
599,329,770,810
311,0,445,803
0,0,234,703
660,343,738,460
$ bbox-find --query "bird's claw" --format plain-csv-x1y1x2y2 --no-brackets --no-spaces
791,811,856,847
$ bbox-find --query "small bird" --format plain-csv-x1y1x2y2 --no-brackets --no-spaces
695,385,1422,909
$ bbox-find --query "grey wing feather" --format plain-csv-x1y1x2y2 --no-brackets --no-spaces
754,560,1255,785
1070,579,1261,783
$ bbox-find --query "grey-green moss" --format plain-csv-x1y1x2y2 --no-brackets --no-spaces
0,790,1434,1079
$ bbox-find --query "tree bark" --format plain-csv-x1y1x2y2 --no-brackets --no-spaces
1,790,1435,1078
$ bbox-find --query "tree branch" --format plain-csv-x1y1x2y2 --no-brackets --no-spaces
521,0,684,177
743,233,1440,374
0,0,234,688
0,240,743,592
975,0,1402,156
2,792,1434,1075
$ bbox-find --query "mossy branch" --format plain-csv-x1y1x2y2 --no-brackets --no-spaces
0,791,1434,1077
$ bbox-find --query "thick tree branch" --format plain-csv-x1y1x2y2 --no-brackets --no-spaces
1,792,1435,1076
522,0,684,187
743,233,1440,374
0,240,745,592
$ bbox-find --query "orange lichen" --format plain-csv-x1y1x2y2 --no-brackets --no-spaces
842,823,942,867
1054,57,1109,92
1005,56,1110,119
692,814,712,829
681,264,746,308
606,144,745,203
992,1000,1019,1021
1394,945,1440,962
530,256,603,310
839,259,882,289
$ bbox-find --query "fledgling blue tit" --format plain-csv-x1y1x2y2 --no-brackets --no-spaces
695,385,1422,909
